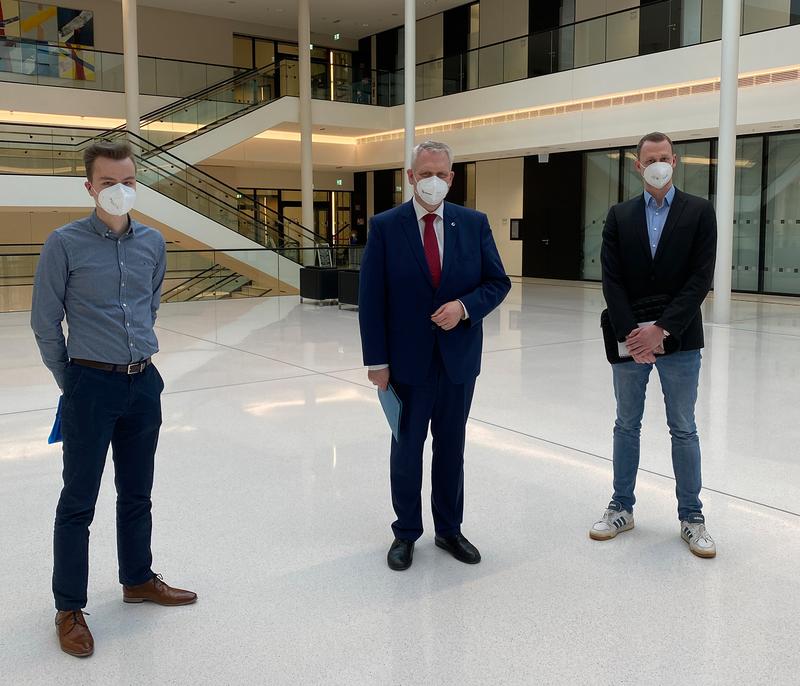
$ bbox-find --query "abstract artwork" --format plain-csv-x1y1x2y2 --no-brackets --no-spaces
57,7,92,46
0,2,94,80
20,1,57,43
0,1,21,38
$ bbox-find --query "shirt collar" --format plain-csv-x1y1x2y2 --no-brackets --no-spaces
412,196,445,223
644,184,676,208
90,210,135,239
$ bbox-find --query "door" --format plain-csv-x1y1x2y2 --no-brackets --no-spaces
522,152,583,280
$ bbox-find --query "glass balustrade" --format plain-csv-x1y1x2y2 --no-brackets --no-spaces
0,37,245,97
0,124,327,258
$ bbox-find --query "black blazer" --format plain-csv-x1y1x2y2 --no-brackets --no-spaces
600,188,717,351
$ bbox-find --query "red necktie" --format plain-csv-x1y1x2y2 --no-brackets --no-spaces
423,213,441,288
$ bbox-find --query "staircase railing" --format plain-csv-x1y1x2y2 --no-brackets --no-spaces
0,123,329,260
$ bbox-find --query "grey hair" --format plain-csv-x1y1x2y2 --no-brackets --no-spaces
410,140,453,170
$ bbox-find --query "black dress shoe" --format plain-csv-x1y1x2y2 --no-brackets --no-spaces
387,538,414,571
435,533,481,564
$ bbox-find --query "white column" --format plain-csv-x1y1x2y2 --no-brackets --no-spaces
403,0,416,201
298,0,316,264
121,0,140,137
712,0,742,324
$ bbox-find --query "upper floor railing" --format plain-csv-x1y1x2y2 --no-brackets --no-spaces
411,0,800,102
0,36,246,98
1,0,797,107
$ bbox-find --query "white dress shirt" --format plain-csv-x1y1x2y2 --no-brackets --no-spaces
368,198,467,372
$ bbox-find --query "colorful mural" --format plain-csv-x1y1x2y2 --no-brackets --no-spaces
0,1,94,82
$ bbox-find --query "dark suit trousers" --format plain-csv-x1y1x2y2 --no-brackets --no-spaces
54,362,163,610
389,346,476,541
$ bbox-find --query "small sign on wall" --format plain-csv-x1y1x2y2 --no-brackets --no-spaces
510,218,522,241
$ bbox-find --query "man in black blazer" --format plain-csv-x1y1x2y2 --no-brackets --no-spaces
591,132,718,558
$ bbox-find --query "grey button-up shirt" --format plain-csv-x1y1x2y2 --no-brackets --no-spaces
31,212,167,389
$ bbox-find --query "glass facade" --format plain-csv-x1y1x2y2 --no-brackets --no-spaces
764,133,800,294
580,132,800,296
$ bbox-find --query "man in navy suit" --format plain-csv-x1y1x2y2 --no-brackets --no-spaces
358,141,511,571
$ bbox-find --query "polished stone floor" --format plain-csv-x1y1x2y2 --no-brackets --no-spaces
1,279,798,685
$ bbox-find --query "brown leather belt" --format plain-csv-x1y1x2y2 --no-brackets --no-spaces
71,358,151,375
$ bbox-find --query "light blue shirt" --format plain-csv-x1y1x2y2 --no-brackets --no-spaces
31,212,166,389
644,185,675,258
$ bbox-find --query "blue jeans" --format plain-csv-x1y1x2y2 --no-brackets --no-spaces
611,349,703,521
54,362,163,610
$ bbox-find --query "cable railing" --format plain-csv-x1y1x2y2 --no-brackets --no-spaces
0,36,246,98
0,123,329,258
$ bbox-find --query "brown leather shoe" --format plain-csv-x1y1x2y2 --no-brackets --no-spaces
55,610,94,658
123,574,197,606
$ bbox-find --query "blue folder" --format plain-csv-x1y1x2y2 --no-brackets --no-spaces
48,396,63,444
377,385,402,442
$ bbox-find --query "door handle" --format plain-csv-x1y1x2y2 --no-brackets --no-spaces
541,239,550,246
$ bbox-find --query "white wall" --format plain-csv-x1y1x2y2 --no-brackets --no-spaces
53,0,356,65
475,158,524,276
0,82,173,122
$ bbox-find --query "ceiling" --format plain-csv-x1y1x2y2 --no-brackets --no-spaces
139,0,468,40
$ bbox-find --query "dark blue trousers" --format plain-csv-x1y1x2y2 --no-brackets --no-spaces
54,362,163,610
389,349,476,541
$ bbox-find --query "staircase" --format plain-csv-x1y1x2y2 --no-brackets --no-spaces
0,123,330,290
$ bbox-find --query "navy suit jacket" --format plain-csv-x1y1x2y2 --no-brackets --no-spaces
358,200,511,385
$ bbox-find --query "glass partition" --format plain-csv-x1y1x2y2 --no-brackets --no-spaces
731,137,764,292
582,150,620,280
0,37,244,97
764,133,800,294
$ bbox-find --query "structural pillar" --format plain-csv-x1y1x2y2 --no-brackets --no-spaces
121,0,140,137
403,0,416,201
298,0,316,264
712,0,742,324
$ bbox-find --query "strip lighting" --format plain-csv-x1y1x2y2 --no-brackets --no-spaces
355,64,800,145
2,64,797,147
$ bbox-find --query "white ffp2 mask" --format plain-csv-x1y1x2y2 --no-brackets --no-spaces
96,183,136,216
415,176,449,206
642,162,673,190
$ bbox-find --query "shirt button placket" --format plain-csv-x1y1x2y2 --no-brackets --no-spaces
120,241,133,359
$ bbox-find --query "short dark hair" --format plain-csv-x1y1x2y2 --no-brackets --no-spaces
83,140,135,181
636,132,674,159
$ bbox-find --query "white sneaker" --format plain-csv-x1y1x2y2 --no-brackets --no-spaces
681,515,716,558
590,501,634,541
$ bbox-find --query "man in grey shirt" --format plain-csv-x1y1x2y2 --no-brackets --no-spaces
31,140,196,658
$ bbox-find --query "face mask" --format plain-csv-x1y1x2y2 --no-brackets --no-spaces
415,175,449,206
95,183,136,216
642,161,673,190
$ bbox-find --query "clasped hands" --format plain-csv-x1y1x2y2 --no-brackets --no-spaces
625,324,667,364
367,302,466,391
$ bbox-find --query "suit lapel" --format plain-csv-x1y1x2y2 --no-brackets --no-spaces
653,189,687,263
399,200,434,288
634,195,652,263
439,202,458,288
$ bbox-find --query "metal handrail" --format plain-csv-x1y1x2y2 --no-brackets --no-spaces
0,123,328,252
